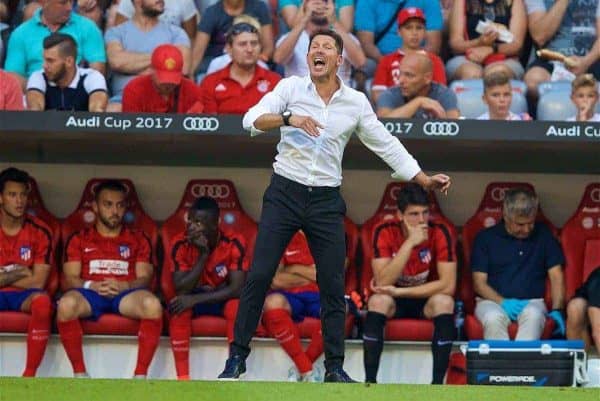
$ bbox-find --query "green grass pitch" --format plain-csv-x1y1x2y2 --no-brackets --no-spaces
0,378,597,401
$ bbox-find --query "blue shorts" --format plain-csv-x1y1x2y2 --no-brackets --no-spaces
0,289,42,311
73,287,143,321
191,288,224,317
278,291,320,322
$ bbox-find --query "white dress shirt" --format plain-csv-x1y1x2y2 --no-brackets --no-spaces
243,75,421,187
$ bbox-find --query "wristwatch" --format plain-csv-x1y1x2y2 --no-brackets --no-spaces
281,110,292,126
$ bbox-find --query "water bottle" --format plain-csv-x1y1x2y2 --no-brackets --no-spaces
455,300,465,341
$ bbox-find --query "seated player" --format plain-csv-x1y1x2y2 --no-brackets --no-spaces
0,167,53,377
363,183,456,384
56,180,162,378
262,230,323,382
567,266,600,351
167,196,248,381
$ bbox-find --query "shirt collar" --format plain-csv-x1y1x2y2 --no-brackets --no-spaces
222,62,268,85
47,66,82,89
304,74,346,97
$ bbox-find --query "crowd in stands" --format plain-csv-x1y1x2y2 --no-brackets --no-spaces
0,0,598,121
0,166,599,383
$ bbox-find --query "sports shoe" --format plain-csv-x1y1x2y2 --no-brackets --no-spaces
287,366,301,382
324,368,357,383
74,372,90,379
133,375,147,379
301,366,324,382
218,354,246,380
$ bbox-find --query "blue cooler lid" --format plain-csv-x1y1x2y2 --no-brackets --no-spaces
468,340,585,352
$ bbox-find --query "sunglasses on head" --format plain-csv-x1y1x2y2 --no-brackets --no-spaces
228,22,259,36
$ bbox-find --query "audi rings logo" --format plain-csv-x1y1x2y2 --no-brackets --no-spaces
182,117,220,132
491,187,510,202
423,122,459,136
191,184,231,199
591,188,600,203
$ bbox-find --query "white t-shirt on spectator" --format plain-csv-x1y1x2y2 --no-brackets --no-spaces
567,113,600,122
275,30,357,85
27,67,107,94
117,0,198,27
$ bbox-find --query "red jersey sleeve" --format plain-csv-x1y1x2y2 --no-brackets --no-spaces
199,75,219,114
65,232,83,263
169,237,194,273
430,54,447,86
372,55,392,90
228,235,248,272
136,232,152,264
432,225,454,263
33,225,52,265
122,79,144,112
373,224,395,259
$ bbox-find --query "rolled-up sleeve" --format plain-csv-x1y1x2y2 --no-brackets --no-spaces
242,78,289,136
356,95,421,181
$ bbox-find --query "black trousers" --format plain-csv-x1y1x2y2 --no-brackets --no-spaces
231,173,347,371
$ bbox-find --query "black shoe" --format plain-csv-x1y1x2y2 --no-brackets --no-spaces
324,368,357,383
217,354,246,380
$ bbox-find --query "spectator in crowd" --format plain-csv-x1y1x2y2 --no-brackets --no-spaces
471,188,566,340
26,33,108,111
0,0,7,21
523,0,600,100
4,0,106,88
191,0,273,78
122,44,203,113
75,0,107,27
263,231,324,382
566,267,600,351
447,0,527,81
104,0,191,112
279,0,354,32
273,0,365,85
56,180,162,379
0,167,53,377
200,22,280,114
363,183,456,384
0,68,24,109
376,53,460,119
205,14,269,74
115,0,198,41
477,70,531,120
166,197,248,381
371,7,447,104
354,0,442,81
567,74,600,122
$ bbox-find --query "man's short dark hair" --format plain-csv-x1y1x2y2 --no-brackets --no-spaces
43,33,77,60
308,29,344,55
191,196,220,220
94,180,127,201
396,183,429,212
0,167,30,193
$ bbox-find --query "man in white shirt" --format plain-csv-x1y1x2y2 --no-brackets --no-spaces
218,29,451,383
272,0,365,85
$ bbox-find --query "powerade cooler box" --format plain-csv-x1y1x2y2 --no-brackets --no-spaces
467,340,587,386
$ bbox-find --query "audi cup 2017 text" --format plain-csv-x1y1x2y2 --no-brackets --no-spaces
65,115,173,130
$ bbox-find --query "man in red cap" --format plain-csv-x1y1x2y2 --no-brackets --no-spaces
371,7,446,103
122,44,203,113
